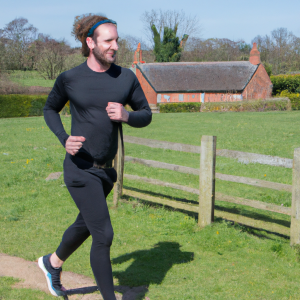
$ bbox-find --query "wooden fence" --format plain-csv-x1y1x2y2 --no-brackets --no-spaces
113,133,300,245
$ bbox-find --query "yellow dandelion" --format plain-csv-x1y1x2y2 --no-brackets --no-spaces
26,159,29,164
217,231,219,234
264,174,266,177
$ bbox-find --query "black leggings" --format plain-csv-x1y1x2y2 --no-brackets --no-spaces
56,154,116,300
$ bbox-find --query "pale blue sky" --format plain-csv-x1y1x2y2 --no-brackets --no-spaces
1,0,300,47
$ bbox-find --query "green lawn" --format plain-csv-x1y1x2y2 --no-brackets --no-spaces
9,70,55,87
1,112,300,299
0,277,54,300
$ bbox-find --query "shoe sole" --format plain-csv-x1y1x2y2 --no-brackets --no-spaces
38,256,60,297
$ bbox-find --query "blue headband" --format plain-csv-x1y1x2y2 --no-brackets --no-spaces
87,19,117,37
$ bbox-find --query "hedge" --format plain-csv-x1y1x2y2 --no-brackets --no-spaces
0,94,70,118
270,74,300,95
278,91,300,110
157,102,201,113
157,98,291,113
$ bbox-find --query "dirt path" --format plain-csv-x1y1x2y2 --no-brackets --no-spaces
0,253,149,300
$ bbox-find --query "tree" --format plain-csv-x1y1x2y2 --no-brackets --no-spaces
34,37,72,79
252,28,300,74
1,17,37,70
141,9,201,47
151,24,185,62
181,37,247,63
115,35,142,67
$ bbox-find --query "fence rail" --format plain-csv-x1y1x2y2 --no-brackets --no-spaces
113,134,300,245
123,174,291,216
125,156,292,192
124,136,293,168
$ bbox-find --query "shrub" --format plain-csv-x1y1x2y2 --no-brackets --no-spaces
158,102,201,113
157,99,291,113
270,74,300,95
0,95,47,118
278,91,300,110
201,99,290,112
0,94,70,118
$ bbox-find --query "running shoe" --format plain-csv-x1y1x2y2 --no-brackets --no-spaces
38,253,66,297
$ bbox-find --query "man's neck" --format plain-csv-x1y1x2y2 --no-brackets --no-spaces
87,56,111,73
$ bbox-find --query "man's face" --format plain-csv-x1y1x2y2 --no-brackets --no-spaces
92,24,119,66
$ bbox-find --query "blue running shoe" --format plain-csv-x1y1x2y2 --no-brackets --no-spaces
38,253,66,297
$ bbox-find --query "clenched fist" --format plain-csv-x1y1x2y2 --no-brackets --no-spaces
106,102,129,123
65,136,86,156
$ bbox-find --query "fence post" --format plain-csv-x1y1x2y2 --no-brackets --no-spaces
290,147,300,245
113,126,124,207
198,135,217,227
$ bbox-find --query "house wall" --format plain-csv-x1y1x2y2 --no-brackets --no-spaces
242,64,273,100
204,93,243,102
154,92,244,104
136,68,157,104
158,93,201,103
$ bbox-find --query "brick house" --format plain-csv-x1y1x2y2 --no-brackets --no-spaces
130,43,272,105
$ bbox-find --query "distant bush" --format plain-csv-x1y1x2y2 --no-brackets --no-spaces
158,99,291,113
0,94,70,118
278,90,300,110
270,74,300,95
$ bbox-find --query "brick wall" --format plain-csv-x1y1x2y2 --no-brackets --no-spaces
158,93,200,103
204,93,243,102
242,64,272,100
136,68,157,104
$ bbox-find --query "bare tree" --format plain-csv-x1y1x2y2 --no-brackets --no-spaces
1,17,37,70
35,37,72,79
252,28,300,74
141,9,201,47
115,35,154,67
182,37,247,62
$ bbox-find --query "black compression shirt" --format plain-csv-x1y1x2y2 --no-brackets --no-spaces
43,61,152,164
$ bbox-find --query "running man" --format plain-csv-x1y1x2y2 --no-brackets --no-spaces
38,14,152,300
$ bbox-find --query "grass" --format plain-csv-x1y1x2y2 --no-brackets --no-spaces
0,277,54,300
1,112,300,299
9,70,55,87
123,111,300,158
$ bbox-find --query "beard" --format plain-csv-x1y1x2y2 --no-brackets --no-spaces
93,45,116,66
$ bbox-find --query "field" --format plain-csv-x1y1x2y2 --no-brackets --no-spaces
9,70,55,87
1,111,300,299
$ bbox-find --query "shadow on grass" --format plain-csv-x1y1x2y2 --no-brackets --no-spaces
214,204,290,228
112,241,194,299
123,185,198,205
122,186,291,240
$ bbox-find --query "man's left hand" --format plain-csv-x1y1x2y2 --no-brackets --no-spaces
106,102,129,123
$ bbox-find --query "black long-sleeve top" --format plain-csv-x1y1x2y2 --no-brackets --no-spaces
43,61,152,164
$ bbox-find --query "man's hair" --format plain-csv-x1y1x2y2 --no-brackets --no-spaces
72,14,108,57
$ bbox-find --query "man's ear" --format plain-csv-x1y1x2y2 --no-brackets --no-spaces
86,37,95,50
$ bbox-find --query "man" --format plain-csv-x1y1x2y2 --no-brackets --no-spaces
38,14,152,300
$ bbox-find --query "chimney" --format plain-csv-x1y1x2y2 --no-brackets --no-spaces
249,42,261,65
133,43,145,65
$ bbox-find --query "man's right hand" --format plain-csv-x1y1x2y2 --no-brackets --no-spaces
65,136,86,156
